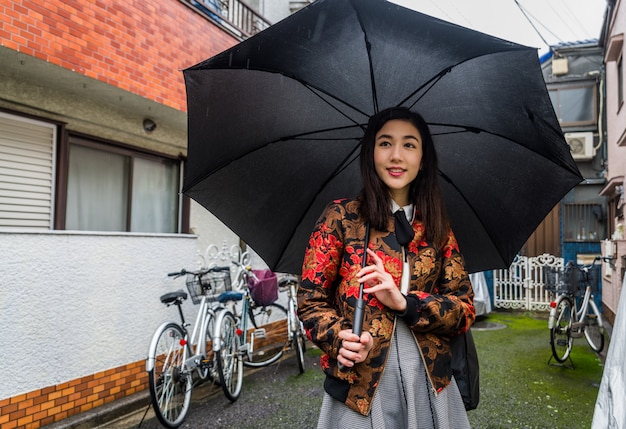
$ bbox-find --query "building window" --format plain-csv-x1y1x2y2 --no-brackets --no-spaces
563,202,604,242
548,83,597,127
64,136,181,233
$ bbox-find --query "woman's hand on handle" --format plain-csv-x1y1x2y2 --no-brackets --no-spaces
359,249,407,313
337,329,374,368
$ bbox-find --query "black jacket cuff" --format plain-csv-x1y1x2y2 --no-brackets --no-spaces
395,294,423,326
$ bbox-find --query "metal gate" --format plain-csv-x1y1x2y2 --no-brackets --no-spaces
493,253,563,311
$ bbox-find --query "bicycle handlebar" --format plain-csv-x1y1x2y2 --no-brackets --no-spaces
167,266,230,279
572,255,612,274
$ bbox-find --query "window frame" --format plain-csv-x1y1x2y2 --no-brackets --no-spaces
56,132,187,233
547,82,598,127
562,202,605,243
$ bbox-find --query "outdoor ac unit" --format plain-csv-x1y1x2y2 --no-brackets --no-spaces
565,132,595,160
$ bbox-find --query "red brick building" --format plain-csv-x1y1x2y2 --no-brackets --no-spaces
0,1,278,427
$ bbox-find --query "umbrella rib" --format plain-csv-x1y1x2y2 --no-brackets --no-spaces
301,83,370,129
277,140,362,268
401,67,452,109
349,0,378,114
400,47,535,110
203,63,375,123
429,122,580,176
437,170,508,269
184,125,363,191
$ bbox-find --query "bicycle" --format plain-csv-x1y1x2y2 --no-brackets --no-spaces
212,260,306,402
145,265,232,428
545,256,607,364
282,273,307,374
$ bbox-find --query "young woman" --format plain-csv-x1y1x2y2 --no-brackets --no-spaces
297,107,475,428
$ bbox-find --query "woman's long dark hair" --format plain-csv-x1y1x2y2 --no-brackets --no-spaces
359,106,450,247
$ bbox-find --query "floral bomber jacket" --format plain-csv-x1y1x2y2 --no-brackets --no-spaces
297,198,475,416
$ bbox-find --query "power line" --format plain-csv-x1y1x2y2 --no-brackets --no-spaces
513,0,560,48
555,0,595,39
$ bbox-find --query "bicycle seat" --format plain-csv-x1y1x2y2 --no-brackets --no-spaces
218,291,243,303
160,290,188,305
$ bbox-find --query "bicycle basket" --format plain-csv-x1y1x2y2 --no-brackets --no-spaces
186,269,232,305
248,269,278,306
543,264,578,295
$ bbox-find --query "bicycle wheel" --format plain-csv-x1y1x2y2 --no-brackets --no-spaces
244,303,288,367
584,299,605,353
550,296,573,363
216,311,243,402
289,294,306,374
147,323,192,428
198,311,215,381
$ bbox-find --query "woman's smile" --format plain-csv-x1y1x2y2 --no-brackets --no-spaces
387,167,406,177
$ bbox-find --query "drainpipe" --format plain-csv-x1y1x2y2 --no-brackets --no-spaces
587,68,606,164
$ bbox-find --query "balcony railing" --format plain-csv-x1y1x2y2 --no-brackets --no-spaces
185,0,271,39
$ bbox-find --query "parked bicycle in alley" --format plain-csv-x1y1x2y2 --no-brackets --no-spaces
145,253,306,428
545,256,608,365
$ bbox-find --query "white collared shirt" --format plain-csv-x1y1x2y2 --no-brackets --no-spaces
391,200,413,294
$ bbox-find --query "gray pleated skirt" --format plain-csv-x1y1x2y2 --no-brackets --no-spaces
317,320,471,429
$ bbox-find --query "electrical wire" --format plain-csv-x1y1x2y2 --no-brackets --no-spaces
513,0,558,48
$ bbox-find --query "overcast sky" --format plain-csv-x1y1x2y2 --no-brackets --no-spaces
391,0,607,55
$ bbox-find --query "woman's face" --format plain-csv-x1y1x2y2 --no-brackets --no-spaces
373,119,423,206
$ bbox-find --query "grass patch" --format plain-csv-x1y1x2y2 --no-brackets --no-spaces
468,311,604,429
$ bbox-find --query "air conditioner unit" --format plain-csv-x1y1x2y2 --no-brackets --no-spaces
565,132,595,160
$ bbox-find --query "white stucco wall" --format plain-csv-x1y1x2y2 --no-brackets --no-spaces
0,223,285,401
190,199,271,270
189,200,240,260
0,231,201,400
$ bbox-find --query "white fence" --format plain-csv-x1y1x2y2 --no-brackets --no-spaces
493,254,564,311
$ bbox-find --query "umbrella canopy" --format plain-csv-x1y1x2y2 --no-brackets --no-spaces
182,0,582,275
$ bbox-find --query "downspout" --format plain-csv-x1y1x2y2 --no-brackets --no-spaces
592,68,605,158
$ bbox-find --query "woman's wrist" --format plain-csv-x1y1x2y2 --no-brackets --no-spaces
396,294,423,325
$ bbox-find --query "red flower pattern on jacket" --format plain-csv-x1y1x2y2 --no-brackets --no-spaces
297,199,475,416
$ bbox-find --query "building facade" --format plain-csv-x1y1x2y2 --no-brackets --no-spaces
531,41,607,267
599,0,626,325
0,1,305,428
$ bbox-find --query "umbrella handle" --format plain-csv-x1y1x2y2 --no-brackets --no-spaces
352,222,369,333
351,297,365,336
337,298,365,372
338,223,370,371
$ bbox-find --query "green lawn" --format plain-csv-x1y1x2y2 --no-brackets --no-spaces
468,311,605,429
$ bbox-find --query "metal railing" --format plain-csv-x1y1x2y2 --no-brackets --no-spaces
186,0,271,39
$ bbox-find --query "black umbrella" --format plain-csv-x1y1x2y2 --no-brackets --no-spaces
182,0,582,275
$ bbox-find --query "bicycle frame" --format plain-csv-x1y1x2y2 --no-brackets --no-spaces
212,260,288,362
570,285,603,335
146,292,218,375
211,274,262,359
187,295,218,371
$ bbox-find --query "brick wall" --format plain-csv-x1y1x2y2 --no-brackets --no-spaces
0,360,147,429
0,0,238,112
0,320,288,429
